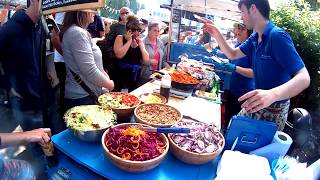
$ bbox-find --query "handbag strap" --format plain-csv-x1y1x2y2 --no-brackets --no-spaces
69,69,97,100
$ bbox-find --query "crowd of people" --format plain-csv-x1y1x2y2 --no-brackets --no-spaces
0,2,170,178
0,0,311,179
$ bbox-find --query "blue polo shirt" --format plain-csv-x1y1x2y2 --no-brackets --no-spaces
229,43,255,97
239,21,305,93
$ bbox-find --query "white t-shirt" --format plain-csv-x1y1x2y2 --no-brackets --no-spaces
54,12,65,63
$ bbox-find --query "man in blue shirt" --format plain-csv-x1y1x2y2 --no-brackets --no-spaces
203,0,310,130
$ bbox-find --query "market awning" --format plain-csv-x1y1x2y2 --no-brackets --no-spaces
171,0,241,21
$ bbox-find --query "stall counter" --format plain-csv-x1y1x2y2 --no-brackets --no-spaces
49,80,222,179
51,129,220,180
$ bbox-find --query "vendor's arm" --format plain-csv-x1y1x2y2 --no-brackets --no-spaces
218,62,253,78
67,29,114,90
271,68,309,102
203,23,245,60
239,68,309,113
0,128,51,148
113,32,132,59
236,66,254,78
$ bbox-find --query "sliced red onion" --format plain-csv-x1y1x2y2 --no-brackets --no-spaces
170,119,224,154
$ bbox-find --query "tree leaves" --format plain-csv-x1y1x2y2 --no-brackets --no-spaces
271,1,320,110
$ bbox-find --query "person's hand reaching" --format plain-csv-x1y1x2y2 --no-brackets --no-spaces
203,23,220,37
24,128,51,145
239,89,277,113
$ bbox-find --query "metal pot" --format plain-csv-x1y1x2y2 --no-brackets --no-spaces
171,80,199,91
69,126,110,142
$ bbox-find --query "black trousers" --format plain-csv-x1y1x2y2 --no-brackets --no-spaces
111,67,141,92
54,62,66,114
223,90,242,127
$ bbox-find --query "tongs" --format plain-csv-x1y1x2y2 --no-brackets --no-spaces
141,127,190,133
117,125,191,134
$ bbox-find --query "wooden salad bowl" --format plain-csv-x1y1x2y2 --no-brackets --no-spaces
134,103,182,127
101,123,169,172
168,131,225,165
98,92,141,120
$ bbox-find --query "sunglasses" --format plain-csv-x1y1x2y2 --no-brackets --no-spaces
237,24,246,31
121,12,129,15
131,28,142,33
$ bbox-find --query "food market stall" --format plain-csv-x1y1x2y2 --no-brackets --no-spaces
48,54,224,179
49,83,223,180
16,0,315,179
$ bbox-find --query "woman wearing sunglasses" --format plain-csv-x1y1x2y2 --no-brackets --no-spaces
113,15,149,91
140,21,168,84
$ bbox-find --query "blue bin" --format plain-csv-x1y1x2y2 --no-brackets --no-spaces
169,42,211,63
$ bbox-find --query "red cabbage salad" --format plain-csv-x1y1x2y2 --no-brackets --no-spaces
105,127,167,161
170,119,224,153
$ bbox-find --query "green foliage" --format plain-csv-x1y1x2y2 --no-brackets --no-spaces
271,0,320,110
101,0,143,20
304,0,320,10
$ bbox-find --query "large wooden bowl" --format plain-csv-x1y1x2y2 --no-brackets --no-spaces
168,131,225,165
134,103,182,127
101,123,169,172
98,92,141,120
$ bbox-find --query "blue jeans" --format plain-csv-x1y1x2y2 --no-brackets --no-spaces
0,159,35,180
10,93,64,135
9,96,43,131
9,95,62,177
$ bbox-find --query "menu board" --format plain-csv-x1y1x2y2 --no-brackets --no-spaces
42,0,104,15
172,9,181,23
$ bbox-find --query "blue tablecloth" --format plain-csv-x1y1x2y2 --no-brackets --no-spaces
52,130,220,180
